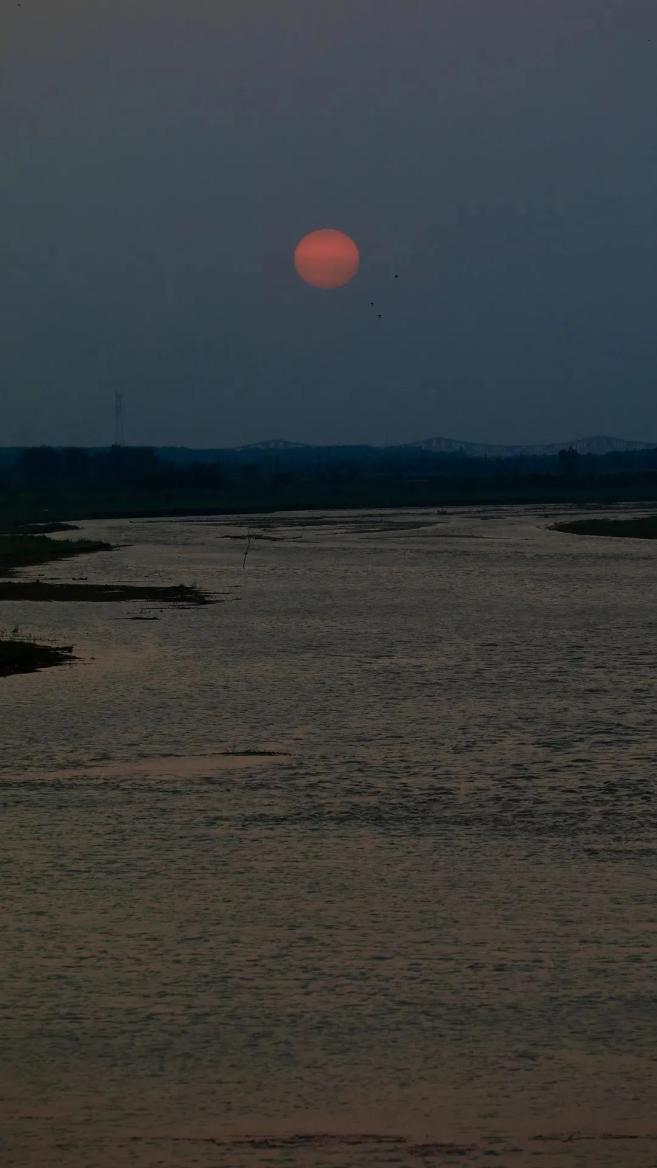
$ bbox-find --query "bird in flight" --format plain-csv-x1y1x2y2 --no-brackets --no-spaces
367,271,400,320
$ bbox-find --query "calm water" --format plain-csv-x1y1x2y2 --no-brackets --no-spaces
2,506,656,1167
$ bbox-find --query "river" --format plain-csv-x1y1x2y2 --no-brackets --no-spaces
2,506,656,1166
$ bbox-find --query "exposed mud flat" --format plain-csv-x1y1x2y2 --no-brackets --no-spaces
0,580,211,604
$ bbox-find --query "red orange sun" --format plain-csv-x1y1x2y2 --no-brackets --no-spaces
294,228,360,289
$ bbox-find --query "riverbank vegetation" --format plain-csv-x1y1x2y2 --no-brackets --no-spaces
0,532,111,576
0,634,74,678
3,442,657,676
0,486,211,678
2,442,657,528
552,515,657,539
0,580,210,604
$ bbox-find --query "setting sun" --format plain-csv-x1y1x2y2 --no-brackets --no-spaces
294,228,360,289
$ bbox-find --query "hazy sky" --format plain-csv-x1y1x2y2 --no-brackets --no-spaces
2,0,656,447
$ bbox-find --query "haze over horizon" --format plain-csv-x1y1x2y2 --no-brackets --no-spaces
2,1,657,448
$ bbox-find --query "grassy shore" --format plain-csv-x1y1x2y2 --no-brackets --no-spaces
3,484,656,676
4,474,657,532
552,515,657,539
0,524,110,676
0,533,111,576
0,580,209,604
0,637,74,678
0,501,211,677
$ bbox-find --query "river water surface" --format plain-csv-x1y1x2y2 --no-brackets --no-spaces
2,507,656,1166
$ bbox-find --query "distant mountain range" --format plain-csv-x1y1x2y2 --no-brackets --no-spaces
237,439,310,451
235,435,653,458
401,435,652,457
0,435,652,463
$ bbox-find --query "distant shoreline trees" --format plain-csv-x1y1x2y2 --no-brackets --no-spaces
3,442,657,504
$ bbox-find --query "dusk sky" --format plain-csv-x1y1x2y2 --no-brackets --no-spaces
2,0,656,447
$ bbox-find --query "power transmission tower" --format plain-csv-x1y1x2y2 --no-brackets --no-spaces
113,391,125,446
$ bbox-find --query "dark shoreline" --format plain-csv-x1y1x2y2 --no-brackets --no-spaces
0,580,210,604
552,515,657,539
0,518,211,678
0,532,112,577
0,639,75,678
4,472,657,529
3,493,656,678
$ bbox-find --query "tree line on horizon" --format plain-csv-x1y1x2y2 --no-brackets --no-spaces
2,442,657,496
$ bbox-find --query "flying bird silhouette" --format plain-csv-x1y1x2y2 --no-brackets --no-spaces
367,272,399,319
